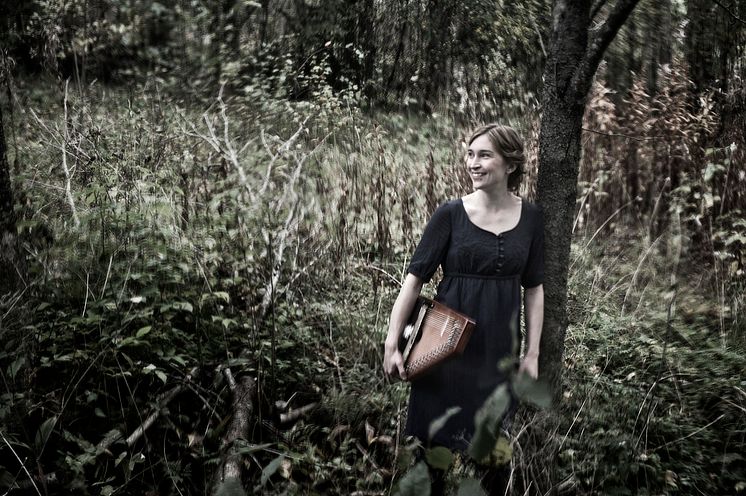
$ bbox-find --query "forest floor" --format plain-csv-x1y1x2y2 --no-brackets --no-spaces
0,78,744,495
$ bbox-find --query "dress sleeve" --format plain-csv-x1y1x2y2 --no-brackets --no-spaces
407,202,452,283
521,206,545,289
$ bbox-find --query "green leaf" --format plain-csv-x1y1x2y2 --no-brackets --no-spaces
214,291,231,302
155,370,168,384
491,436,512,465
396,460,430,496
512,373,551,409
457,477,486,496
428,406,460,440
261,455,285,487
8,356,25,380
425,446,453,471
136,326,152,338
35,416,57,450
178,301,194,313
468,383,510,461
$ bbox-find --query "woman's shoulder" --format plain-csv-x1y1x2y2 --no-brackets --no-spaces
432,198,463,214
520,198,544,223
520,198,543,214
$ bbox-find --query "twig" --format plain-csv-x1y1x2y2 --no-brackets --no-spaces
279,402,318,424
125,383,187,447
259,199,299,319
99,367,198,451
653,414,725,451
713,0,746,25
217,85,256,203
582,127,661,141
581,198,635,251
0,430,42,496
530,18,547,58
61,80,81,227
259,118,308,196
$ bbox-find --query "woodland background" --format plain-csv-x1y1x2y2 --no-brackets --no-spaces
0,0,745,494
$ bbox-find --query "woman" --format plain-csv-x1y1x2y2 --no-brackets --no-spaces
383,123,544,493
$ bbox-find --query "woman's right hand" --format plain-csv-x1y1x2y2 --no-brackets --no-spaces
383,344,407,381
383,273,423,381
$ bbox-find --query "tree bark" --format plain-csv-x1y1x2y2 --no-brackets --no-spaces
537,0,640,404
0,103,20,293
212,370,256,494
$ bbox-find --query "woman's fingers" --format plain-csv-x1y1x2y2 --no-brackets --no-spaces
396,355,407,380
384,350,407,380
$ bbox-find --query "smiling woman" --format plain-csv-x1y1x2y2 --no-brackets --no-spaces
383,123,544,495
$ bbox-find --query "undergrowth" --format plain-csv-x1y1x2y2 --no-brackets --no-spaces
0,76,744,495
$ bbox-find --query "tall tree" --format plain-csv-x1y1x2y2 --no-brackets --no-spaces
537,0,640,402
0,103,18,293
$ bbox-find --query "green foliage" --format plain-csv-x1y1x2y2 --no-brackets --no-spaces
395,460,430,496
469,383,511,462
2,43,745,494
513,373,551,409
457,477,487,496
428,406,461,441
425,446,454,471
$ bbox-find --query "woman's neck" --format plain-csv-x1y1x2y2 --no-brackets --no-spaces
470,187,517,211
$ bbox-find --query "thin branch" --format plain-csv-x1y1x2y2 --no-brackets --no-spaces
582,126,662,141
590,0,610,22
530,18,547,58
574,0,641,97
653,414,725,451
0,430,42,496
217,85,256,203
279,402,318,424
713,0,746,25
125,382,188,447
100,367,198,452
61,80,81,228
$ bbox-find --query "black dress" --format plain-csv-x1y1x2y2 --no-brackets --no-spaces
405,198,544,451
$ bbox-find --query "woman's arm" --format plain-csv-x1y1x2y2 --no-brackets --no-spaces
383,273,424,380
519,284,544,379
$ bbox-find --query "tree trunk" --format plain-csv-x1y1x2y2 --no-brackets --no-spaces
0,103,20,293
537,0,640,403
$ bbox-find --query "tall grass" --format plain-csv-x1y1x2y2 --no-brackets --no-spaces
0,74,744,494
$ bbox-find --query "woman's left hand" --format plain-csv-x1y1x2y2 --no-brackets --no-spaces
518,352,539,380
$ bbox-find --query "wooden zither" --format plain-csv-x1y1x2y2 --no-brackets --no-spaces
399,296,476,381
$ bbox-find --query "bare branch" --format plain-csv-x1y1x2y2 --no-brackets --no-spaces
574,0,641,97
0,430,43,495
61,80,81,228
714,0,746,25
279,402,318,424
590,0,609,22
582,127,662,141
97,368,198,452
530,18,547,58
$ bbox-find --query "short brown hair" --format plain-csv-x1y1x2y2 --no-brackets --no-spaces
467,124,525,191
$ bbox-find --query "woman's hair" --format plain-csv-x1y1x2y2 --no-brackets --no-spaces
467,124,525,191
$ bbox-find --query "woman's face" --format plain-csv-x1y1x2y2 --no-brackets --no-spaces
466,134,513,191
